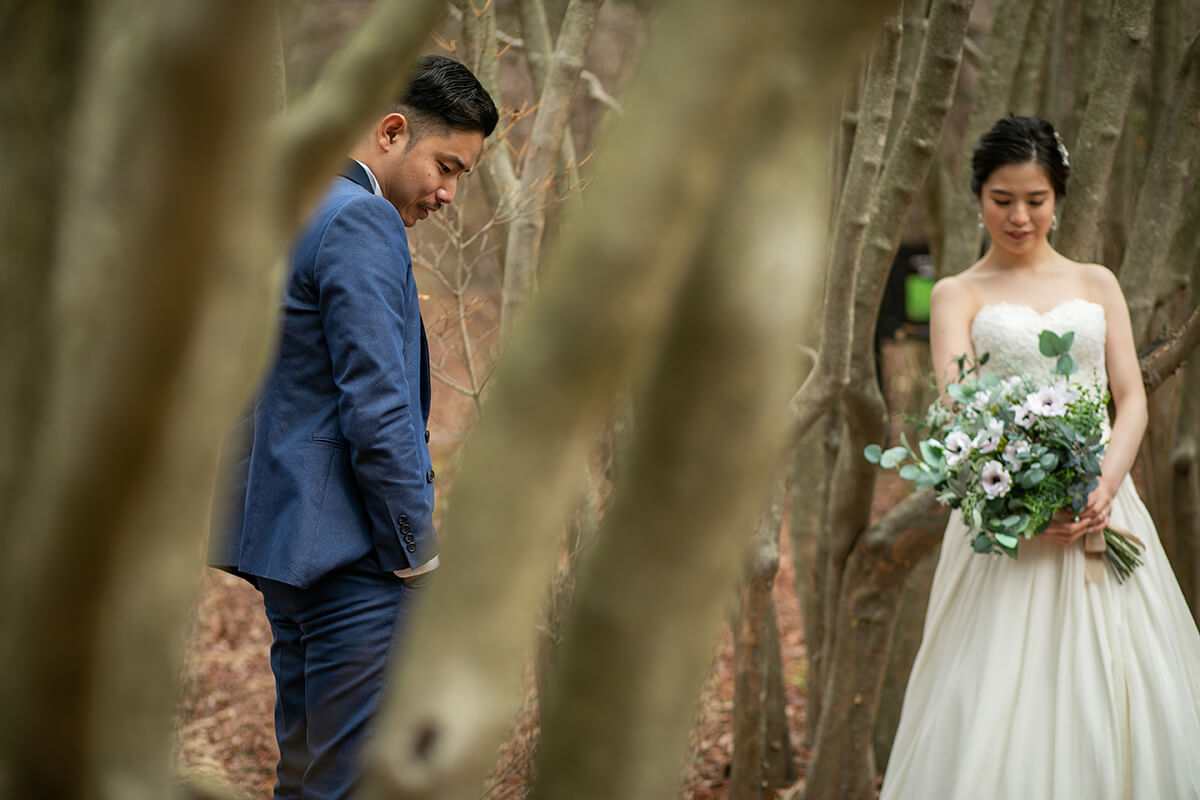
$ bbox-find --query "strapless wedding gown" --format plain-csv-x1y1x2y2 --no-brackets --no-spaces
880,299,1200,799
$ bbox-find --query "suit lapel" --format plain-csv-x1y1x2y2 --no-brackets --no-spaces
338,159,374,194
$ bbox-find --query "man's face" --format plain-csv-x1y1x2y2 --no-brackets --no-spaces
375,117,485,227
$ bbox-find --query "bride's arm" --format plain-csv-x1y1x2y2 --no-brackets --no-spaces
929,277,978,394
1045,268,1146,544
1092,266,1149,506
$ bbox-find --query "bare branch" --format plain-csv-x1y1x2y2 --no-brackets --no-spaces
1141,302,1200,394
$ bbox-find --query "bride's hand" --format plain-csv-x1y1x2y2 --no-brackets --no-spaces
1041,511,1092,545
1081,482,1115,530
1041,484,1112,545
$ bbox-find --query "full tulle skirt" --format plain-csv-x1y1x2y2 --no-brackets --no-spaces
880,475,1200,799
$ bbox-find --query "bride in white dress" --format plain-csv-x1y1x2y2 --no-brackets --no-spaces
879,116,1200,799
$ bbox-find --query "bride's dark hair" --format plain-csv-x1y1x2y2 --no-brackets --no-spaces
970,115,1070,198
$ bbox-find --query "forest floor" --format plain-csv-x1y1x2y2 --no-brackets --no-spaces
174,471,911,799
173,533,809,800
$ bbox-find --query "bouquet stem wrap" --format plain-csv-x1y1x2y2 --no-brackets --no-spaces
1086,526,1146,584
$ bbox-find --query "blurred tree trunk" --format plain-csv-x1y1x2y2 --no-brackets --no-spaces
0,1,447,797
361,2,898,798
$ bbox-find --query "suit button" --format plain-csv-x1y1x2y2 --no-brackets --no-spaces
406,544,416,552
425,430,430,443
397,514,409,525
425,469,435,483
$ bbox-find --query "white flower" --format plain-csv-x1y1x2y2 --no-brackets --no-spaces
1013,403,1034,427
944,431,973,466
973,418,1004,454
980,460,1013,499
1003,439,1028,472
1026,382,1071,417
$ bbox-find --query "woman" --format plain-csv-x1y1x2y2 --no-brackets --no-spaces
879,116,1200,799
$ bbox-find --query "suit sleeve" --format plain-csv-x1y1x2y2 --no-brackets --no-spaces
313,196,435,566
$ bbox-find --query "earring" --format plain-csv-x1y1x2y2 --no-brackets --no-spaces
1051,214,1058,232
977,213,984,229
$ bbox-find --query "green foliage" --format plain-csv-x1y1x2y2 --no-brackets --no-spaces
862,328,1141,578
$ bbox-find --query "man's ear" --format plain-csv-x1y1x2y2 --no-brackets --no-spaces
378,112,410,151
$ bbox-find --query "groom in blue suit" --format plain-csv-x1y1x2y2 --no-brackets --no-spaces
210,56,497,799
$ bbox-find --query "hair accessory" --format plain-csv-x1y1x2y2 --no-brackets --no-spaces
1053,131,1070,169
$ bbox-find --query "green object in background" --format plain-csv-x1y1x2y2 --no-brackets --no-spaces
905,274,934,322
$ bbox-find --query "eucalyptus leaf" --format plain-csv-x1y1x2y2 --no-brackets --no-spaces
1038,330,1064,357
864,444,883,464
972,533,994,554
1039,452,1058,470
899,464,921,481
995,532,1019,549
880,446,908,469
919,440,944,468
1055,353,1077,376
916,471,944,490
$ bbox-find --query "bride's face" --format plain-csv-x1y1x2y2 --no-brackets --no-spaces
978,161,1056,255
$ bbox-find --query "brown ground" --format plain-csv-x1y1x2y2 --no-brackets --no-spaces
172,532,812,800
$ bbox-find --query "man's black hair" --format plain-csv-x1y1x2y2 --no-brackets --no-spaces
399,55,499,138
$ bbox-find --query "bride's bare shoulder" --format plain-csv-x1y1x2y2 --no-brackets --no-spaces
930,274,981,320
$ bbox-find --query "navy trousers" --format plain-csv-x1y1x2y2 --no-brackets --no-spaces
257,556,426,799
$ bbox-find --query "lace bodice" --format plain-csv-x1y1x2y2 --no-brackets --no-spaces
969,299,1108,388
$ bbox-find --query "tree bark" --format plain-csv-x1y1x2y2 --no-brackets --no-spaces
0,1,446,796
526,4,900,795
499,0,604,341
807,492,949,800
1008,0,1055,117
731,470,792,800
1118,31,1200,342
359,2,871,796
1055,0,1153,263
938,0,1036,276
790,412,840,747
788,11,902,444
802,0,976,796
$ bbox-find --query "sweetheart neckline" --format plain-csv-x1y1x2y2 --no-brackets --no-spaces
975,298,1104,317
971,299,1105,332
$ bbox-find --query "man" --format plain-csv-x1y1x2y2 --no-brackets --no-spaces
210,55,497,799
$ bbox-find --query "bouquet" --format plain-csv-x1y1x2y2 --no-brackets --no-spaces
865,329,1144,583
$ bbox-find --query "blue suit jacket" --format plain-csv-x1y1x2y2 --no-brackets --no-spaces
210,161,437,588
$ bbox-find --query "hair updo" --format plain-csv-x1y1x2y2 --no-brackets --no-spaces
970,115,1070,198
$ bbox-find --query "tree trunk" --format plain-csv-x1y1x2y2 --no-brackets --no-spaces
731,471,793,800
1055,0,1153,262
499,0,604,340
801,0,976,796
791,412,840,748
1118,31,1200,342
804,493,949,800
938,0,1036,276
